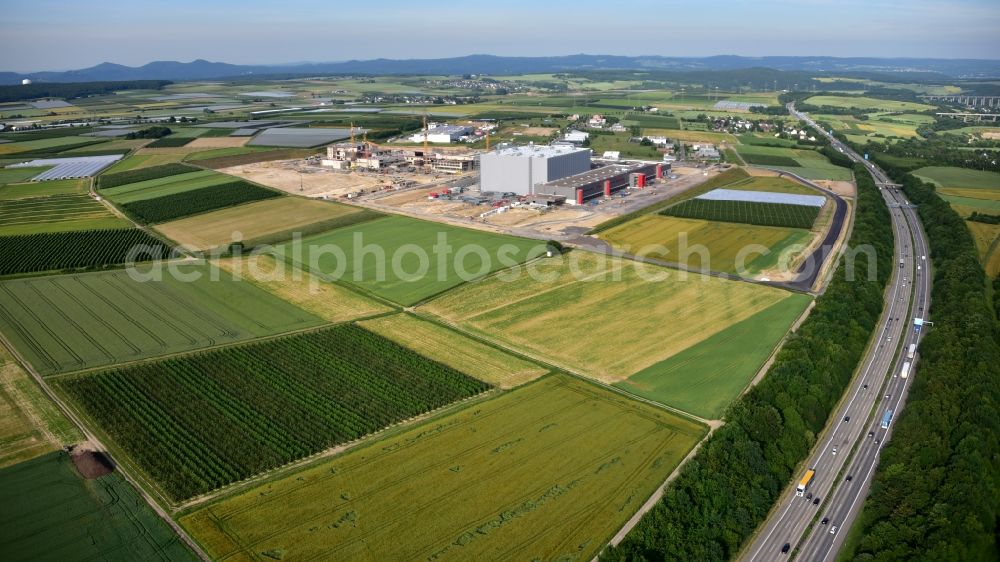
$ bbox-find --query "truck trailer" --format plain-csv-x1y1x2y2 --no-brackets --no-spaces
796,469,815,497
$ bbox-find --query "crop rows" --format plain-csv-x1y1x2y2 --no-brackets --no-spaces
740,153,801,167
0,229,174,275
120,180,281,223
58,325,490,500
144,136,193,148
661,199,819,229
97,163,199,189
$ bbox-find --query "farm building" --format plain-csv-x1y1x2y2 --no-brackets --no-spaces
409,124,473,144
536,162,668,205
479,144,591,195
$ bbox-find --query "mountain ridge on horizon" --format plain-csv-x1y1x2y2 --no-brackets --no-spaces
3,53,999,85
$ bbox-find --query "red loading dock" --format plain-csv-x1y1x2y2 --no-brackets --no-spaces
536,162,661,204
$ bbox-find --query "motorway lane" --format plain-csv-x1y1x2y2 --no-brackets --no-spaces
740,105,930,561
797,197,931,561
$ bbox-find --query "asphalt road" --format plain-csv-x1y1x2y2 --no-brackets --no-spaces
740,104,931,562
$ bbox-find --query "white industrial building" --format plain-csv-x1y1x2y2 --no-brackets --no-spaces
479,144,591,195
409,123,473,144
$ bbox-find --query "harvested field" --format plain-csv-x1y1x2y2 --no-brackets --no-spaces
420,251,796,383
184,136,249,149
58,325,489,500
277,215,546,306
214,255,392,322
180,375,706,562
0,452,198,561
0,343,82,468
0,265,324,375
360,313,548,388
192,148,315,169
600,215,813,275
156,197,375,250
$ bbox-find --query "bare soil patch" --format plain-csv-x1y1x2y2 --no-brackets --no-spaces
71,449,114,479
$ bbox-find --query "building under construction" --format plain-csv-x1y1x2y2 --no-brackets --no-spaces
536,162,668,204
321,142,476,174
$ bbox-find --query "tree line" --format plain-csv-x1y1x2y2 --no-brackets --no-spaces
0,80,171,103
847,170,1000,561
602,164,893,561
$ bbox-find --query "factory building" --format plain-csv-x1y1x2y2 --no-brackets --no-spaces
536,162,667,205
479,144,591,195
409,124,474,144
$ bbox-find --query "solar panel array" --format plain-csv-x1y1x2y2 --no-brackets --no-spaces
696,188,826,207
7,155,123,181
712,100,768,111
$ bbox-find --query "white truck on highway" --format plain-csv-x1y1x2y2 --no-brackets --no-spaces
900,361,911,379
907,344,916,360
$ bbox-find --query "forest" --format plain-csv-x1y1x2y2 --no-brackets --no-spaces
848,171,1000,561
0,80,171,102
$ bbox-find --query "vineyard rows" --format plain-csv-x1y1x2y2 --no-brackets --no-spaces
0,229,175,275
58,324,490,500
121,180,280,223
661,199,819,229
97,163,199,189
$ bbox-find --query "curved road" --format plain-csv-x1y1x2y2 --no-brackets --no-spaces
740,104,931,562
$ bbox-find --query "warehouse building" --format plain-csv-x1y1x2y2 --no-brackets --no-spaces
479,144,591,195
536,161,667,204
409,124,473,144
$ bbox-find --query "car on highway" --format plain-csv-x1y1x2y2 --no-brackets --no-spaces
843,415,850,422
832,447,837,455
846,475,853,482
781,543,790,554
822,517,829,525
813,497,820,505
863,383,868,389
830,526,838,534
868,431,874,438
806,492,813,500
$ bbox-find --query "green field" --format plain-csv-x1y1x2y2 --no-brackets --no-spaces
0,265,324,375
276,215,547,306
0,135,103,155
600,214,813,275
101,169,233,203
912,166,1000,190
616,294,811,418
180,375,706,562
0,194,128,235
736,144,853,181
58,325,488,501
0,452,197,561
804,95,935,112
420,251,798,386
0,166,50,186
723,175,818,195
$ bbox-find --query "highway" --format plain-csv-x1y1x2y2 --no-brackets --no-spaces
740,104,931,562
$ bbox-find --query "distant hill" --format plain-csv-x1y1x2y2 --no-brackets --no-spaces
3,54,998,85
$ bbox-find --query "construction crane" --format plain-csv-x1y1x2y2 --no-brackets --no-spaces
422,113,430,172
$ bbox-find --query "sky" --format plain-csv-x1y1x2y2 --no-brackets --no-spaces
1,0,998,72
